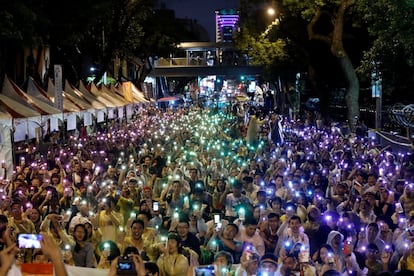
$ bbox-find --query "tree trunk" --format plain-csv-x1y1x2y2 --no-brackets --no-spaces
338,54,360,129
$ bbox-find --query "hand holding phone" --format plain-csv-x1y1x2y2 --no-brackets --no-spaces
153,201,159,212
18,234,42,249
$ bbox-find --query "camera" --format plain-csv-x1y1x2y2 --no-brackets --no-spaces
117,255,136,275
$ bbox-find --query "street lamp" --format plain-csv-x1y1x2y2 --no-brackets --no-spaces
261,8,280,38
267,7,276,16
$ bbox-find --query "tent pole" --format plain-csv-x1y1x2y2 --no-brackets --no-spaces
11,119,16,172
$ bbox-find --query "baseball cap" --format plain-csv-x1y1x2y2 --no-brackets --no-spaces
260,253,278,266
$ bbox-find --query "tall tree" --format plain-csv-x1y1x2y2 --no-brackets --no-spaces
0,0,182,88
236,0,288,78
356,0,414,103
283,0,361,127
0,0,40,84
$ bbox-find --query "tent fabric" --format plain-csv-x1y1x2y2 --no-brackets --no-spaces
130,82,151,103
0,94,41,118
65,81,107,110
0,121,13,179
0,75,155,175
2,76,61,115
122,81,149,103
89,82,118,108
27,78,82,112
96,84,125,107
101,84,129,106
110,83,127,101
63,80,95,110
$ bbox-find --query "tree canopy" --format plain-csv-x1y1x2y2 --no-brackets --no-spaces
0,0,201,88
237,0,414,126
356,0,414,102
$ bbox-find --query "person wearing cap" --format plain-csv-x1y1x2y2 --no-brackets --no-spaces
327,181,348,207
235,249,260,276
156,232,189,276
259,253,278,275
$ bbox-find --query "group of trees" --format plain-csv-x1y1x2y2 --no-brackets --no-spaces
0,0,202,90
1,0,413,125
236,0,414,126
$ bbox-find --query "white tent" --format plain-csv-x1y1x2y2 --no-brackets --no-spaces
66,81,107,110
47,79,93,110
45,79,82,113
27,77,82,112
3,76,62,116
89,82,118,108
0,93,43,176
0,107,13,179
101,84,129,106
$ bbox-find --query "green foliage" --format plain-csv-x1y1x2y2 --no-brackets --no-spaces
235,0,290,79
355,0,414,101
0,1,39,45
356,0,414,71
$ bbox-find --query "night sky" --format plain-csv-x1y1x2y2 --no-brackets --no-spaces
163,0,240,41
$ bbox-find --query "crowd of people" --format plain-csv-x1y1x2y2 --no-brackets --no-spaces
0,102,414,276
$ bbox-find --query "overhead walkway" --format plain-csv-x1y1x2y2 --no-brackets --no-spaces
148,42,263,78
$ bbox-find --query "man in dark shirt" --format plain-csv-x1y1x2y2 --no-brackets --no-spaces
176,220,201,257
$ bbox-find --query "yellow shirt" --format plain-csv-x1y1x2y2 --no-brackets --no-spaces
157,253,189,276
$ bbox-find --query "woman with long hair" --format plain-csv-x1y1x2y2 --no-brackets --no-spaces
84,222,101,252
27,208,43,233
66,224,96,267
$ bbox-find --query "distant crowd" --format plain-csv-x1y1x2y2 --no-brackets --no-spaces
0,103,414,276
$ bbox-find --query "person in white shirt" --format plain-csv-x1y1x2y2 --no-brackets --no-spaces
275,215,309,262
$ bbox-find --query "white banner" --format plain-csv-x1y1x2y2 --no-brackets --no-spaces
67,114,77,131
84,112,92,126
118,107,124,119
50,117,59,132
108,108,114,119
54,65,63,111
126,105,133,119
97,110,105,123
